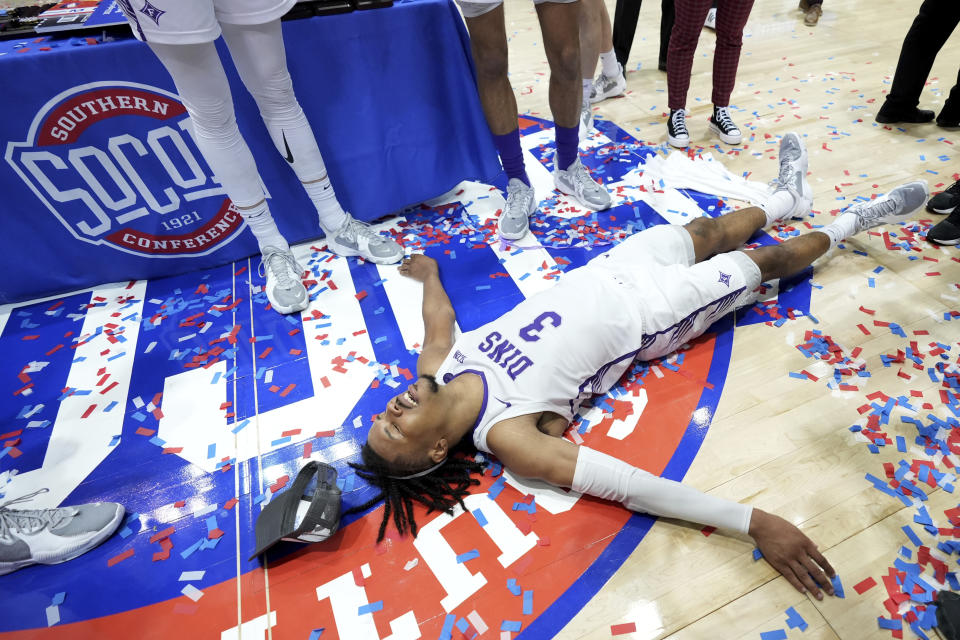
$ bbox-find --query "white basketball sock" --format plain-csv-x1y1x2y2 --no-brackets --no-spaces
820,212,860,248
571,446,752,534
238,200,288,252
762,190,798,226
600,49,619,77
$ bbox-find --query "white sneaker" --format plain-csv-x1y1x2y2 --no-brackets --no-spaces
704,7,717,29
579,97,594,142
322,213,403,265
667,109,690,148
554,157,612,211
260,246,309,315
843,181,930,236
768,132,812,221
590,63,627,104
499,178,537,240
0,490,124,575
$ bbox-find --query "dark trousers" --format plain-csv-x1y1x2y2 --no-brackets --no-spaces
883,0,960,113
612,0,675,69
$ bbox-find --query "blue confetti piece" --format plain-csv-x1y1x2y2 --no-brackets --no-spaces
438,614,455,640
878,617,902,630
308,629,324,640
51,592,66,606
523,590,533,615
500,620,522,633
207,443,216,459
752,548,763,561
357,601,383,615
896,436,907,452
456,549,479,564
507,578,521,596
830,574,845,598
488,475,506,500
231,419,250,434
760,631,787,640
785,606,807,631
472,509,488,527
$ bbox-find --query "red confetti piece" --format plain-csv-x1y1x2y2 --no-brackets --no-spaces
355,290,367,301
279,384,296,397
149,527,175,543
303,442,313,459
315,430,335,438
320,376,331,388
853,577,877,594
162,447,183,454
107,548,134,567
258,347,273,359
208,528,224,540
611,623,637,635
701,526,716,537
81,404,97,419
135,427,156,436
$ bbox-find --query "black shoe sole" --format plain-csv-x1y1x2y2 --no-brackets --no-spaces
926,204,957,214
875,111,935,124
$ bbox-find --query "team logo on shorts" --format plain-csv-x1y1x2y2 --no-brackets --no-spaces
138,0,165,25
718,271,732,286
5,81,245,258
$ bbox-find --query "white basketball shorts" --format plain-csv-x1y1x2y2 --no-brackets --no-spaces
586,224,762,361
117,0,296,44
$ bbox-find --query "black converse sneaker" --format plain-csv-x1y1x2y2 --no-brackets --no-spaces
709,106,742,145
667,109,690,148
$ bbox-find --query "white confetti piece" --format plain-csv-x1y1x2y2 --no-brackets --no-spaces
44,605,60,627
403,558,418,571
178,571,206,582
181,584,204,602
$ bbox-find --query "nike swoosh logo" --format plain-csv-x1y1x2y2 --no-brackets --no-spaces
494,397,511,408
282,131,294,164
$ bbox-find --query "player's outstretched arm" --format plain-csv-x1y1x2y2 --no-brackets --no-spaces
399,254,456,377
487,422,836,599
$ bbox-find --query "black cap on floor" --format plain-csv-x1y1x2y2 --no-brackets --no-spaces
249,461,342,561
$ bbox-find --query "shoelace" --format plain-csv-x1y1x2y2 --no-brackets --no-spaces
570,161,600,193
341,217,386,247
505,182,532,214
259,249,302,290
0,488,70,542
670,110,688,136
714,107,737,132
861,196,900,219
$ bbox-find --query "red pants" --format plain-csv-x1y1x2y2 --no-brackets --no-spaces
667,0,754,109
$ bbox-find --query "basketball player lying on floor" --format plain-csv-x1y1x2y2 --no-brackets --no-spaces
347,133,929,601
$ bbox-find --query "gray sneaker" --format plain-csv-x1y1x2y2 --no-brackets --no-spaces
554,157,612,211
579,97,594,142
499,178,537,240
590,63,627,104
768,132,812,221
844,181,930,235
0,489,124,575
323,213,403,265
260,246,309,315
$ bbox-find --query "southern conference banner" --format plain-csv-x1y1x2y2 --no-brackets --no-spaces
1,1,499,303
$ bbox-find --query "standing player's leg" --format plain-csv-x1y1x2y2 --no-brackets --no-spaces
460,2,537,241
148,41,308,314
220,20,403,264
537,0,613,211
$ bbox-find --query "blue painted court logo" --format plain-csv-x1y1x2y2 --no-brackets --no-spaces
4,81,245,258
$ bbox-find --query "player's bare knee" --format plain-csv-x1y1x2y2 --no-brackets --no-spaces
472,46,509,81
548,41,580,84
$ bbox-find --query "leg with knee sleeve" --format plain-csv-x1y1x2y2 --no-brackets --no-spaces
220,20,403,264
148,41,307,314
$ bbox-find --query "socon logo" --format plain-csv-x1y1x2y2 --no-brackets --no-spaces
5,81,244,258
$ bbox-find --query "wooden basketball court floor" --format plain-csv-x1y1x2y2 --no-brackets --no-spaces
2,1,960,639
530,0,960,637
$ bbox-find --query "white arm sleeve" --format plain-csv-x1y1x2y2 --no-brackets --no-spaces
571,446,752,534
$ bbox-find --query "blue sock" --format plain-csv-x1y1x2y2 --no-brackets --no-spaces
555,124,579,172
492,129,529,185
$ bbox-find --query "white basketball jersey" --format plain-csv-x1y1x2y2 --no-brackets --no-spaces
435,268,646,454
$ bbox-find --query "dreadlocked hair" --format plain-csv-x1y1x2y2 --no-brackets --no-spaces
344,442,484,543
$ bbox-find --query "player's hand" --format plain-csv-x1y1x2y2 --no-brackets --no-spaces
749,509,836,600
398,254,439,282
